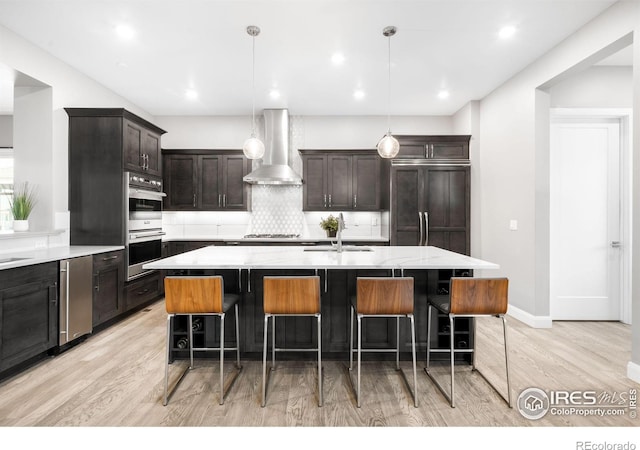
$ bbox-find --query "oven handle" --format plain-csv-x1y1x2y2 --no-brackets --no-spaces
129,188,167,201
129,231,166,242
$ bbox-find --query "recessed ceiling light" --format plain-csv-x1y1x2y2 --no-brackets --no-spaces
269,89,280,99
331,52,346,65
498,25,517,39
115,24,135,40
437,90,450,99
185,89,198,100
353,89,365,100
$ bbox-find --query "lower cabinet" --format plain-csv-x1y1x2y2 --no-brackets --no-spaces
0,262,58,373
124,271,163,311
92,250,125,327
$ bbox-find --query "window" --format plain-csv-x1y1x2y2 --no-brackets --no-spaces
0,148,13,231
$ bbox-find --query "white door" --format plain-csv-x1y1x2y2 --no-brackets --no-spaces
550,120,621,320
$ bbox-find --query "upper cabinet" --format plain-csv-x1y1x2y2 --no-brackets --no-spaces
123,119,163,176
394,135,470,160
299,149,389,211
65,108,166,177
163,149,251,211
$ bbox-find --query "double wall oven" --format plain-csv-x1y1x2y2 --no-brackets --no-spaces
125,172,165,281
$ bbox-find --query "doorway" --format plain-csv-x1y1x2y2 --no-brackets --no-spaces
550,111,631,322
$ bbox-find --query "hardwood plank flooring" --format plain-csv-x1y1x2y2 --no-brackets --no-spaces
0,298,637,430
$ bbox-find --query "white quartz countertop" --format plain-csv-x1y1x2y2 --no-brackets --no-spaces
0,245,125,271
144,245,499,270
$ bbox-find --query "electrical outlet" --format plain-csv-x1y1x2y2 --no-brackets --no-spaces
509,219,518,231
371,217,378,226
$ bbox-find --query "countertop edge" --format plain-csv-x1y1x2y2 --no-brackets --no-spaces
0,245,125,271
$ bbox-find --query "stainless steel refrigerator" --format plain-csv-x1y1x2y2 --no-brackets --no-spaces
59,255,93,346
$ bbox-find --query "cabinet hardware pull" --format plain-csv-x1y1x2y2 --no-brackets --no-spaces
418,212,424,245
353,194,357,208
218,194,222,208
424,211,429,246
193,194,197,207
323,194,327,208
223,194,226,207
102,255,118,261
328,194,332,207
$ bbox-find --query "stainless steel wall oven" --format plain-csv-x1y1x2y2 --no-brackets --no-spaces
125,172,165,280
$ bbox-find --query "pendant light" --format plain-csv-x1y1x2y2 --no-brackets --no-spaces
243,25,265,159
376,26,399,159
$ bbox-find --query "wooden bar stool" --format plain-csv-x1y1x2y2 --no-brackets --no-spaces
425,277,512,408
163,276,242,406
262,276,322,407
349,277,418,408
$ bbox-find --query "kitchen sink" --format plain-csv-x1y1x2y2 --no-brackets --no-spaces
303,245,373,252
0,257,32,264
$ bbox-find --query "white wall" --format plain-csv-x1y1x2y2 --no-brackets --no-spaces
0,115,12,146
549,65,633,107
0,24,155,249
476,0,638,346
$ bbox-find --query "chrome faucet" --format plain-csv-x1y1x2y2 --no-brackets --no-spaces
336,212,345,253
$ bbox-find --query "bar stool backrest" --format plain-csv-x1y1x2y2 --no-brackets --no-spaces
263,276,321,314
356,277,414,315
164,276,224,314
449,277,509,315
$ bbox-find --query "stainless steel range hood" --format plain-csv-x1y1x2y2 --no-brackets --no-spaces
243,109,302,185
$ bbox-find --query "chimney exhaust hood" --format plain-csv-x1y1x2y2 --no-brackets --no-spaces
243,109,302,185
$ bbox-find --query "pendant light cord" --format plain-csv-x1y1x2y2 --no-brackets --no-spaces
251,33,256,137
386,32,391,135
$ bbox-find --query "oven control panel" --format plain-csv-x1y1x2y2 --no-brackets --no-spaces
128,172,163,192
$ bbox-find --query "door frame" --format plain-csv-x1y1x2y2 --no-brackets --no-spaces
550,108,632,324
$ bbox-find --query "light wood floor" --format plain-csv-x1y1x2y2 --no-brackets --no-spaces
0,298,637,429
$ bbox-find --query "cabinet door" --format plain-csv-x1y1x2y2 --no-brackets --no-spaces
391,166,424,245
0,263,58,372
327,154,352,209
142,130,161,176
124,272,161,311
199,155,221,209
93,251,125,327
302,155,327,210
429,139,469,160
221,155,249,210
123,119,143,172
423,166,470,255
164,155,197,210
352,154,380,210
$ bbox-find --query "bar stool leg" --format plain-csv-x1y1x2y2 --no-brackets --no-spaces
188,315,194,369
271,315,276,368
235,303,241,368
219,313,225,405
261,314,269,407
410,314,418,407
425,305,432,370
163,314,172,406
317,314,323,407
395,316,400,370
356,313,362,408
449,314,455,408
502,315,512,407
349,305,354,370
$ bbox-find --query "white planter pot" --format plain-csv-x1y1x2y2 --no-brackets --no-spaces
13,219,29,232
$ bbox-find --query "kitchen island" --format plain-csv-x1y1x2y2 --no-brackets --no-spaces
145,245,499,360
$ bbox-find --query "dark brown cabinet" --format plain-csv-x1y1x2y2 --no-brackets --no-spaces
391,164,470,254
0,262,58,374
124,271,162,311
394,135,470,160
163,150,251,211
123,119,163,176
299,149,388,211
92,250,125,327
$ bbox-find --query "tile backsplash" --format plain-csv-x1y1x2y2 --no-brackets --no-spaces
163,187,388,240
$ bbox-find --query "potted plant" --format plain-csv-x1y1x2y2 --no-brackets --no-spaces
320,215,339,237
9,182,37,231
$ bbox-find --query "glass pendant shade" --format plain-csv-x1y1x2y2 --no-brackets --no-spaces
243,136,265,159
377,133,400,159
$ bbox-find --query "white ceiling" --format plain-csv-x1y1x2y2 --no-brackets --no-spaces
0,0,628,117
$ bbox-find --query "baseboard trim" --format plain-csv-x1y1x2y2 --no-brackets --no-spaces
507,305,552,328
627,361,640,384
